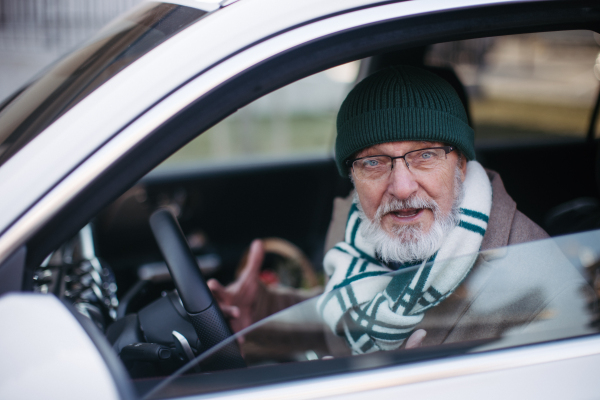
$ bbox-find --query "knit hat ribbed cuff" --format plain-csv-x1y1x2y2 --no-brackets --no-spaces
336,107,475,176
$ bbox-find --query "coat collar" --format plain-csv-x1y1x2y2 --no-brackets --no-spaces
481,169,517,251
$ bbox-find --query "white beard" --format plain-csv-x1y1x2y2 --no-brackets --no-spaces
356,168,465,264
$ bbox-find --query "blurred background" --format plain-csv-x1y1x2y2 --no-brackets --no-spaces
429,31,600,142
0,1,599,170
0,0,141,100
164,30,600,170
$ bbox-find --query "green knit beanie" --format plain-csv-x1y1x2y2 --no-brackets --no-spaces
335,65,475,176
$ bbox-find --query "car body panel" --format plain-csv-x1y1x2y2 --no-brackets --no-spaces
181,335,600,400
163,0,221,12
0,293,122,400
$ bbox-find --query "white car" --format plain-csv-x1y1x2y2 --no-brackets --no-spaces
0,0,600,399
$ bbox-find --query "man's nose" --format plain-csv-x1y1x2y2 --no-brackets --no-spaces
387,160,419,199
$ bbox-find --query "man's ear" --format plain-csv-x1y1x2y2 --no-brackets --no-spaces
459,156,467,182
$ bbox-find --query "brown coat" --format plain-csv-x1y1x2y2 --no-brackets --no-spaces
418,169,549,347
418,170,592,348
480,169,549,250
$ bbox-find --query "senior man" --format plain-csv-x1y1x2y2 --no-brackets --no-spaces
208,65,550,352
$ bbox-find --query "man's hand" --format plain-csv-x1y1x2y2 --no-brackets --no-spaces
207,239,264,334
405,329,427,349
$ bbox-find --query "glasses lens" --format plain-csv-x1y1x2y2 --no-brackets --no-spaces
353,156,392,181
405,148,446,171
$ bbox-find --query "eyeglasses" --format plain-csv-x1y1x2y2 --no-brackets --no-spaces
347,146,455,182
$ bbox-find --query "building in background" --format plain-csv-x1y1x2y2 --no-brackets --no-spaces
0,0,141,101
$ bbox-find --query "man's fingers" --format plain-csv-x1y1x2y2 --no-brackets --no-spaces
405,329,427,349
207,278,227,302
207,279,239,318
219,305,240,319
235,335,246,346
240,239,265,281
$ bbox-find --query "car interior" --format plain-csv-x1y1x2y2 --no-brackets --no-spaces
89,32,600,315
13,1,600,397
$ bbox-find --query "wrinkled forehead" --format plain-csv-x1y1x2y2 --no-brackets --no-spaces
355,141,445,158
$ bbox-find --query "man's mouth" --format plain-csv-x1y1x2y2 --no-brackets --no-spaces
391,208,423,219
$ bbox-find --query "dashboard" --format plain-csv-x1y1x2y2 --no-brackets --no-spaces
33,224,119,332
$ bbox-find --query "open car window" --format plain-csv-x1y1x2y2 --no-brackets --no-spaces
153,62,359,173
142,230,600,399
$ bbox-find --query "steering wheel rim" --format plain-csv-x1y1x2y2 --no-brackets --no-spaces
149,208,246,371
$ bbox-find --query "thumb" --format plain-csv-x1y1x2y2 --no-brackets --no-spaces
405,329,427,349
239,239,265,282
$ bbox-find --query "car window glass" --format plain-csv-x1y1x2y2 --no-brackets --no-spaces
155,62,359,171
144,230,600,399
425,31,600,143
0,2,207,167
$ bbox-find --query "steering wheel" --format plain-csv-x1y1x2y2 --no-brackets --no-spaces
149,208,246,371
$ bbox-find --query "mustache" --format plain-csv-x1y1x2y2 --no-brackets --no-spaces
373,196,440,222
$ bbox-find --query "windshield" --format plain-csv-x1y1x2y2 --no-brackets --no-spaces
140,230,599,399
0,2,207,167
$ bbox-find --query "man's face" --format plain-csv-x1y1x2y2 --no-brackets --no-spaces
352,141,467,238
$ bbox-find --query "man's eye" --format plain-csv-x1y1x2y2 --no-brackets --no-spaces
421,152,433,159
363,159,379,167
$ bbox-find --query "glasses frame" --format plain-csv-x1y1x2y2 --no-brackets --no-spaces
346,146,455,180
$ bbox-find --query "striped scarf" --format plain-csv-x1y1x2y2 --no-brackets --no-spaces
317,161,492,354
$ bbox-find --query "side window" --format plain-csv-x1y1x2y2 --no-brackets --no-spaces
426,31,600,143
157,63,359,170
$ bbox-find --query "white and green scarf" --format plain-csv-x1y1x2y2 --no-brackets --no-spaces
317,161,492,354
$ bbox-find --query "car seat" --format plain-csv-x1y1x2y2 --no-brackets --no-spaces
544,142,600,236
